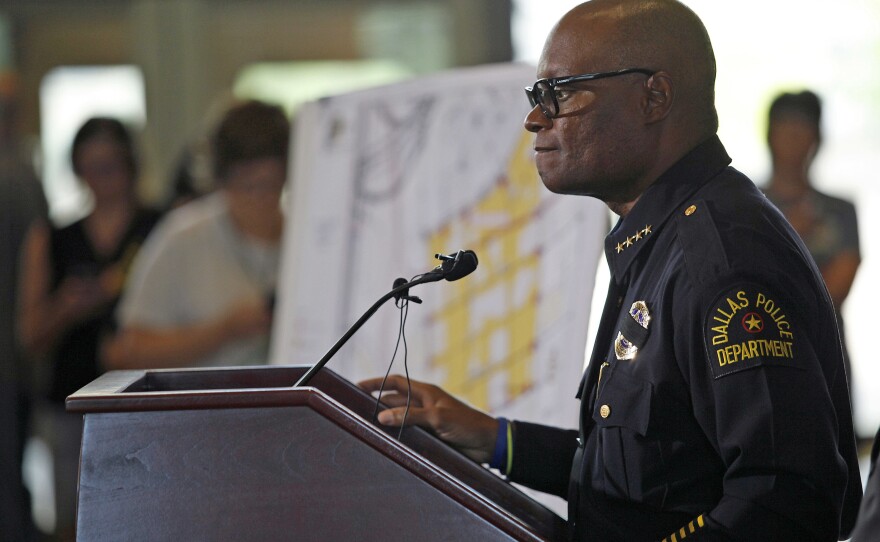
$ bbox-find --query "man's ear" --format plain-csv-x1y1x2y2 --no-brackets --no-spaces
643,71,674,123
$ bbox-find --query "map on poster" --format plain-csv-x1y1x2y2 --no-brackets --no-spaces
271,63,607,434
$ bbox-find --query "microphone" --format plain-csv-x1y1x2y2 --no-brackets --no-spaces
294,250,478,387
435,249,478,281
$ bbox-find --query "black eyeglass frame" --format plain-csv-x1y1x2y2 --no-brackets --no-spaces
525,68,654,118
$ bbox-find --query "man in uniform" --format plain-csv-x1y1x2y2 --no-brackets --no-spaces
361,1,862,540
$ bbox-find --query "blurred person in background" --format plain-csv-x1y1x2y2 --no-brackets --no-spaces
163,141,214,212
17,117,161,541
0,72,47,542
851,431,880,540
104,100,289,370
762,90,861,417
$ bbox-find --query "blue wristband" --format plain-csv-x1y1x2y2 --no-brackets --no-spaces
489,417,508,469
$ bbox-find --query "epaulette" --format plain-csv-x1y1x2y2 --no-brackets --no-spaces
674,199,729,287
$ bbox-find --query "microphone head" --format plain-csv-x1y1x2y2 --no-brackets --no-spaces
443,250,478,281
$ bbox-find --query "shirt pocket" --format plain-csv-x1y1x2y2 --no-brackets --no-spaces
591,369,668,508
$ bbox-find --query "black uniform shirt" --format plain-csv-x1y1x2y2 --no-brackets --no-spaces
509,136,862,541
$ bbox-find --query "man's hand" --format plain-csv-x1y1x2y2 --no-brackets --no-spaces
359,375,499,464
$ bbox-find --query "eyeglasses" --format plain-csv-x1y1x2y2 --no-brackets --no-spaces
525,68,654,118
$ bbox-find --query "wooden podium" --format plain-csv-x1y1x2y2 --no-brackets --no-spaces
67,366,566,541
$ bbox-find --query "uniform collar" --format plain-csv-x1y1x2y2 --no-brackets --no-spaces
604,135,732,281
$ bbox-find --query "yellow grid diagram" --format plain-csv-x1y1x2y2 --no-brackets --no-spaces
427,131,543,410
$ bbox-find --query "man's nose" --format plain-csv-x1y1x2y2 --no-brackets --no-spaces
524,105,552,133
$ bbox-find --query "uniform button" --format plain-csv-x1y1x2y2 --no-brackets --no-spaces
685,204,697,216
600,404,611,418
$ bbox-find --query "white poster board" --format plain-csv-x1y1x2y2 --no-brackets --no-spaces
272,62,607,435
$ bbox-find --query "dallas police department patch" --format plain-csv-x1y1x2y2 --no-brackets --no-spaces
704,285,799,378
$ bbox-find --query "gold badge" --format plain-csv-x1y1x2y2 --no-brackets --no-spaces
614,301,651,360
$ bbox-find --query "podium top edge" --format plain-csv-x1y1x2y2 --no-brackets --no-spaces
65,365,329,413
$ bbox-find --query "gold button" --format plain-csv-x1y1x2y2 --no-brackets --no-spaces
684,204,697,216
599,404,611,418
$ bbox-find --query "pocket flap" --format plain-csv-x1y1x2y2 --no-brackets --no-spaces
592,371,653,436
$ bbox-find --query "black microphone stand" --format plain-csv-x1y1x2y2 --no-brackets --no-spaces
293,270,444,388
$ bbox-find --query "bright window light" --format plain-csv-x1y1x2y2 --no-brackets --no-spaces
233,60,412,115
39,65,146,224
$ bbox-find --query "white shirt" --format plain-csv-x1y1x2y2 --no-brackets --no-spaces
118,192,279,367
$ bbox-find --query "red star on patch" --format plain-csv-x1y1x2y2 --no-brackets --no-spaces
741,312,764,333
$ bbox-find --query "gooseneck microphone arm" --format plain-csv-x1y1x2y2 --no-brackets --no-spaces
293,250,478,388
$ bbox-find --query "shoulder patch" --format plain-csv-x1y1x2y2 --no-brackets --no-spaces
704,284,801,378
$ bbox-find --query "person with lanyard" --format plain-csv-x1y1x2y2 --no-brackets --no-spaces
104,100,288,370
360,1,862,540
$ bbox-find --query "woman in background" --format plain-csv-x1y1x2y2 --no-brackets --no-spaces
763,90,861,414
17,117,160,541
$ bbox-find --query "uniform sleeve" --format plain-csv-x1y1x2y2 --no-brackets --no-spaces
507,421,578,499
678,279,859,541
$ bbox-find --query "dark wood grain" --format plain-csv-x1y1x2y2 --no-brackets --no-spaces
68,366,566,541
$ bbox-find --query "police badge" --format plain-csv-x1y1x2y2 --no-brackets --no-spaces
614,300,651,360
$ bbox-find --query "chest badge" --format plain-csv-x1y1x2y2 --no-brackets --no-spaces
614,300,651,360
